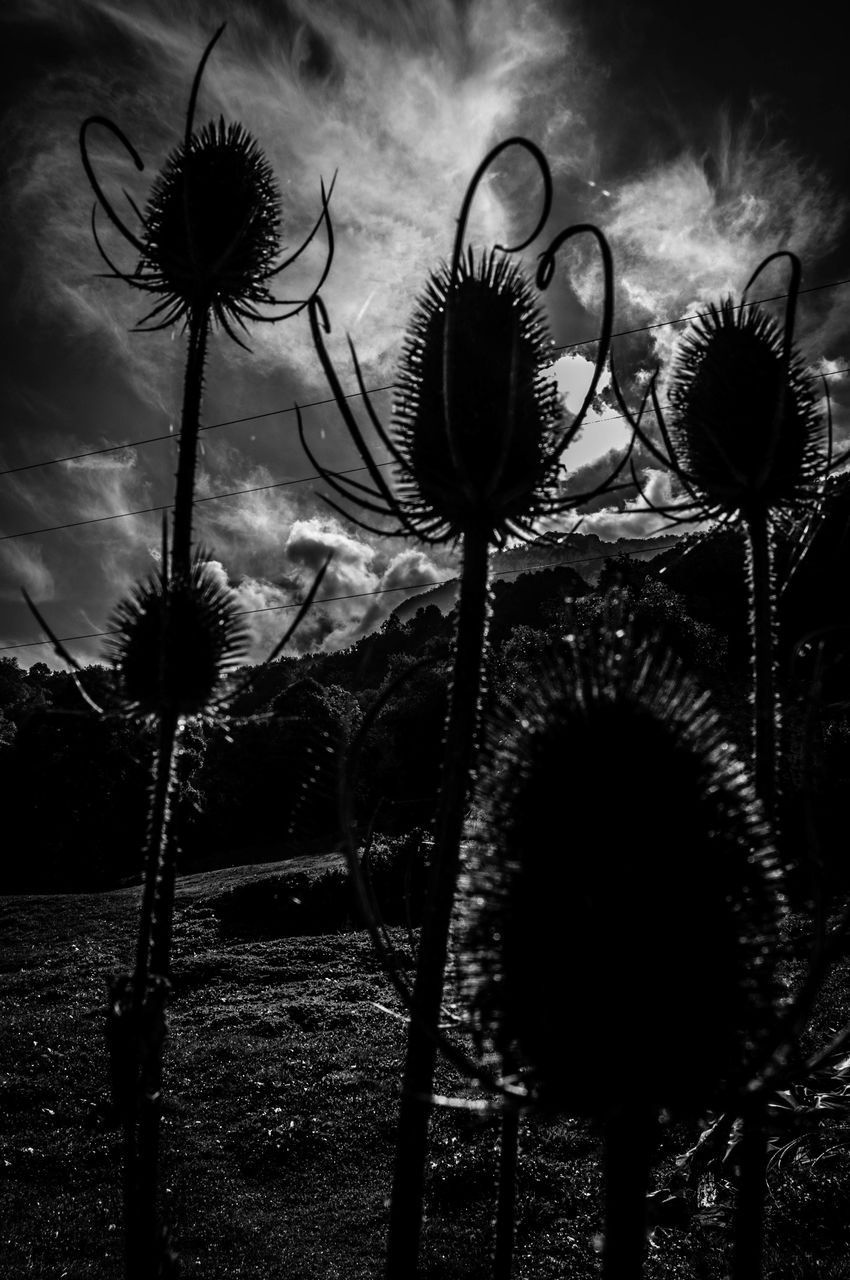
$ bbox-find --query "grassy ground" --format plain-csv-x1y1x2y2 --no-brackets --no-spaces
2,858,849,1278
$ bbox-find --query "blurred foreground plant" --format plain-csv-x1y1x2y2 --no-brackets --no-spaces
460,612,786,1278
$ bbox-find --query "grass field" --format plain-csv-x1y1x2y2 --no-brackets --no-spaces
2,857,850,1278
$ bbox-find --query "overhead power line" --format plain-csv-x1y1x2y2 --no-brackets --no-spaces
0,539,683,654
1,364,848,546
2,275,849,479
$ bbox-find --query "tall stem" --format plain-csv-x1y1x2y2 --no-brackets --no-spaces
732,1101,768,1280
735,511,777,1280
171,304,210,579
603,1105,657,1280
125,707,179,1279
746,512,778,824
385,526,490,1279
493,1101,520,1280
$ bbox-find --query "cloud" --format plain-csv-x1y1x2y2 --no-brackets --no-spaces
571,116,847,373
0,542,55,603
575,469,697,542
202,520,446,661
552,351,629,469
5,0,584,402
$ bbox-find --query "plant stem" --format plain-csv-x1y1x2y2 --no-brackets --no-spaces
123,296,209,1277
171,304,209,579
735,510,776,1280
125,707,179,1279
733,1102,768,1280
493,1100,520,1280
385,525,490,1280
746,512,778,824
603,1104,657,1280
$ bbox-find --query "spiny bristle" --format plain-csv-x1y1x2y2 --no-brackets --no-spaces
392,247,562,542
141,118,282,313
460,616,784,1116
668,299,825,524
108,558,249,717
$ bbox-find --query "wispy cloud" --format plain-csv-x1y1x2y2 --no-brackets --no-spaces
0,541,55,603
6,0,582,402
573,115,847,372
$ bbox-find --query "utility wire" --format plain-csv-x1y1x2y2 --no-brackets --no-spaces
1,364,848,545
2,275,848,479
0,538,683,653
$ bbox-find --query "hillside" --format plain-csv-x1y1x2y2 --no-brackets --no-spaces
3,862,850,1278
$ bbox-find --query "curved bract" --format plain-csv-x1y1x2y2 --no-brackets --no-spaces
80,23,334,342
460,619,785,1117
302,138,624,548
107,557,249,718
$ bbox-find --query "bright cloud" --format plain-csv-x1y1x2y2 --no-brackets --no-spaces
201,517,445,661
552,352,629,469
576,469,700,542
6,0,582,406
573,117,847,371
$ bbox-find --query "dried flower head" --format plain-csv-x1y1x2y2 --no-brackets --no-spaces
390,247,562,541
668,297,825,525
108,558,248,717
134,117,283,330
460,618,784,1116
300,138,620,547
615,253,828,531
80,24,333,342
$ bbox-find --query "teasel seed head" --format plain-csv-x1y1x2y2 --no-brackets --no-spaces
391,247,562,543
108,557,249,717
460,617,785,1116
80,25,334,339
139,117,282,324
667,298,825,526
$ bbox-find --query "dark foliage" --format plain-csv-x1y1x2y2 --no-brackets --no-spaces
0,709,150,891
8,491,850,893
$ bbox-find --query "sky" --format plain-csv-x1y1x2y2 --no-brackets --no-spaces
1,0,849,670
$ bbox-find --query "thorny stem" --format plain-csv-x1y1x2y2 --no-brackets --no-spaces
133,708,180,990
732,1101,768,1280
493,1099,520,1280
746,512,778,825
732,512,776,1280
122,293,210,1278
385,526,491,1279
125,707,180,1278
172,304,210,578
603,1105,658,1280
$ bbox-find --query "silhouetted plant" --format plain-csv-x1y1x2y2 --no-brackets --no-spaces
460,613,785,1279
300,135,624,1277
80,21,333,577
614,254,829,1277
616,253,827,822
77,24,335,1280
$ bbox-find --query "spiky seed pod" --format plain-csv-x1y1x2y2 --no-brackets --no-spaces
140,119,282,328
108,558,248,717
667,298,825,525
460,621,784,1117
392,247,563,543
